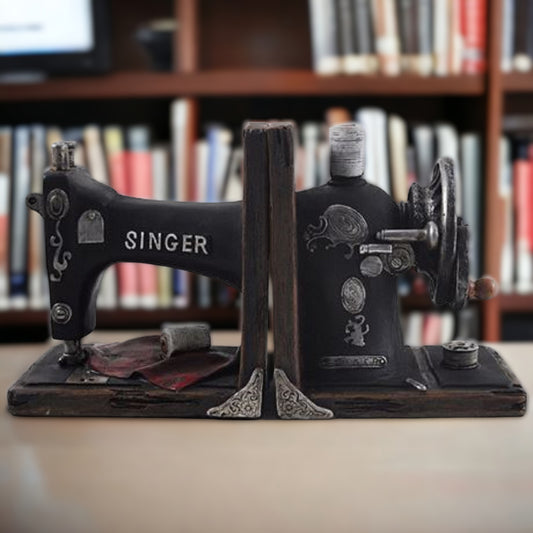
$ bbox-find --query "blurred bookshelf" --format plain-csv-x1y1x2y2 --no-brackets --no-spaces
0,0,532,342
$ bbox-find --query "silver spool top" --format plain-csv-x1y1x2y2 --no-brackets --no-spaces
51,141,76,171
329,122,365,178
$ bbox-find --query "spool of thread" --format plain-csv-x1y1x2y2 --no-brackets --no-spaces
329,122,365,178
442,340,479,369
160,322,211,359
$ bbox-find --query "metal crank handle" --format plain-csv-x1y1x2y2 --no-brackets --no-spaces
376,221,439,250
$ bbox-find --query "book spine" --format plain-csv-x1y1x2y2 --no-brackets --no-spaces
513,0,532,71
10,126,31,308
412,124,434,186
104,126,139,309
433,0,450,76
499,136,514,293
461,0,487,73
0,127,11,310
337,0,360,73
151,144,173,309
28,125,46,309
302,123,320,189
460,132,482,279
396,0,416,72
448,0,463,74
308,0,342,74
372,0,401,75
501,0,515,72
352,0,378,72
514,140,533,293
388,114,409,202
84,125,118,309
127,125,158,309
171,99,193,308
413,0,434,75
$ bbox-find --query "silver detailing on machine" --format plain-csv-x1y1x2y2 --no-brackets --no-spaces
304,204,369,259
207,368,263,419
274,369,334,419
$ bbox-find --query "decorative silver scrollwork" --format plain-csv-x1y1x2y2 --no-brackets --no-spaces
304,204,368,259
50,220,72,282
207,368,263,419
344,316,369,347
47,189,71,282
274,369,333,420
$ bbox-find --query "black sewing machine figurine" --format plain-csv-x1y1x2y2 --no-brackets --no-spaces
8,121,527,420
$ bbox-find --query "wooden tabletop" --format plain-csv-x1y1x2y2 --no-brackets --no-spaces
1,331,532,533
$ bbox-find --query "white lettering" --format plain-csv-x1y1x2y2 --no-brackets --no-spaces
195,235,208,255
124,230,209,255
125,230,137,250
165,233,179,252
149,232,162,251
182,234,193,253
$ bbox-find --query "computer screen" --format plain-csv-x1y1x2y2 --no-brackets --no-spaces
0,0,94,57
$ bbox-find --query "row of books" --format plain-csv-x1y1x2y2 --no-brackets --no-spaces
308,0,486,76
298,106,483,280
500,132,533,294
0,99,243,311
402,307,480,345
501,0,533,73
0,100,483,311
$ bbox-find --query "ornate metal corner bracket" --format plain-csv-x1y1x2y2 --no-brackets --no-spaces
207,368,263,419
274,368,334,420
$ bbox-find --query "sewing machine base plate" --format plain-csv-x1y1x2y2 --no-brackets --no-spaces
8,344,241,418
7,344,526,419
305,345,526,418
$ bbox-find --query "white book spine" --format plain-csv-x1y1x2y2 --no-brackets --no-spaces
308,0,342,75
10,126,31,309
28,125,46,309
388,114,408,202
0,169,9,310
302,123,320,189
499,136,514,293
501,0,515,72
433,0,449,76
460,133,481,279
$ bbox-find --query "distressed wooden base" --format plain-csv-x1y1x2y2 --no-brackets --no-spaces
304,346,527,418
8,344,241,418
7,344,527,419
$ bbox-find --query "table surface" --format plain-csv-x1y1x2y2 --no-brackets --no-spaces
1,331,532,533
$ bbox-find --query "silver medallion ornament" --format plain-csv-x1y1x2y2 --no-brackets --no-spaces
341,276,366,314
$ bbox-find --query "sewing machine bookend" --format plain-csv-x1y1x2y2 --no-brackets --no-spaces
7,122,527,419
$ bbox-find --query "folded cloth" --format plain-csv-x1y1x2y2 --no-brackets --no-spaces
87,335,237,391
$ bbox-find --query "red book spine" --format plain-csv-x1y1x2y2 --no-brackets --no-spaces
128,150,158,306
528,143,533,252
109,150,138,307
514,158,531,252
461,0,487,74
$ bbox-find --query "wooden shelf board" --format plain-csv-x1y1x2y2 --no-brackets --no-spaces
499,294,533,313
0,71,485,101
502,72,533,92
0,308,240,328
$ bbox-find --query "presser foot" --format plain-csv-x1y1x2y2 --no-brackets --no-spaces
58,340,87,367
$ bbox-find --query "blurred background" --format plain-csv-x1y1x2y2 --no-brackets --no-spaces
0,0,531,343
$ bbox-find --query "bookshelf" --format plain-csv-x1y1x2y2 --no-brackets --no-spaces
0,0,525,340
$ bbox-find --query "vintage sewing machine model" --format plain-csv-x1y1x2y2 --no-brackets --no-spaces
8,122,526,419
